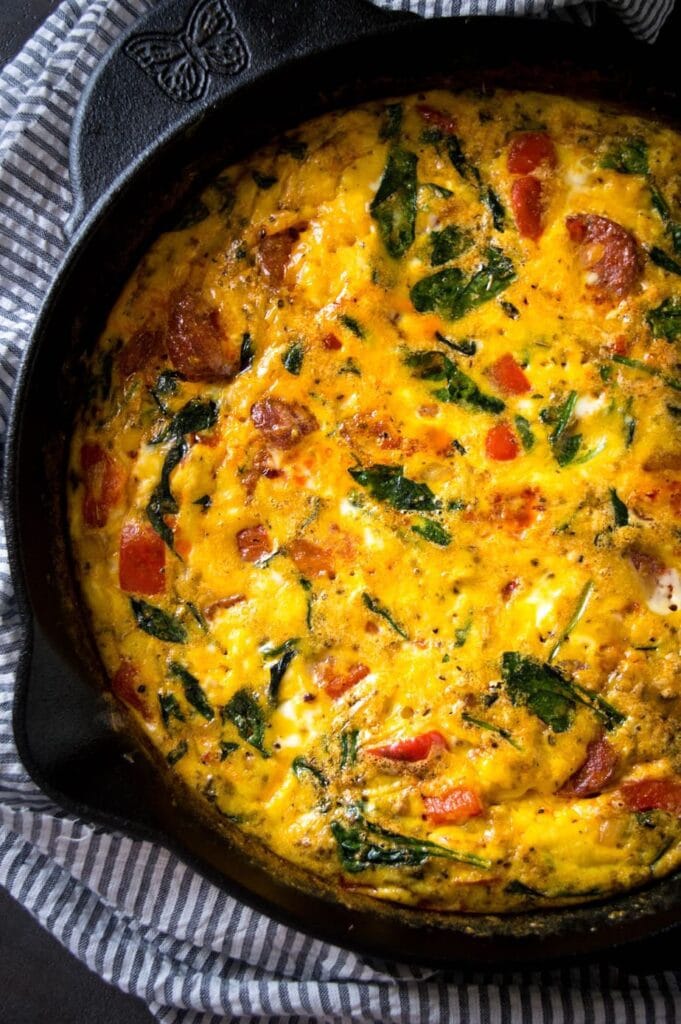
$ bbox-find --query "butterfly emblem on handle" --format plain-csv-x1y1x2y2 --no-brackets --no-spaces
125,0,248,104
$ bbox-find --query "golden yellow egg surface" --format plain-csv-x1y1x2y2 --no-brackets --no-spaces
69,90,681,912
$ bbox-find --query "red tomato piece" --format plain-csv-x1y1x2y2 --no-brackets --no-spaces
322,333,342,350
566,214,642,299
315,660,370,699
416,104,457,135
111,659,149,719
560,736,618,798
367,730,448,762
236,525,273,563
489,353,531,395
485,423,519,461
507,132,557,174
511,175,544,240
119,521,165,595
424,786,483,825
620,778,681,815
81,443,124,528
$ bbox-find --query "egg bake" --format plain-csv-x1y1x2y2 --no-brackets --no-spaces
69,90,681,912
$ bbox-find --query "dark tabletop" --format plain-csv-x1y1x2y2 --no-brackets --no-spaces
2,2,681,1022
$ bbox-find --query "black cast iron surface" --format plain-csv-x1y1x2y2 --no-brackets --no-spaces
6,0,681,972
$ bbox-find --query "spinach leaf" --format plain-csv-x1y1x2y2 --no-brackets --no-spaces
147,399,218,550
146,439,186,551
339,314,365,338
433,362,506,414
292,756,329,787
514,415,535,451
601,136,649,175
222,689,269,756
610,488,629,527
264,638,298,705
543,391,581,466
410,246,516,321
159,692,185,727
362,592,408,639
149,370,181,413
169,661,214,721
331,810,490,874
186,601,207,632
501,652,624,733
155,398,218,444
194,494,212,509
411,517,451,547
422,182,453,198
554,433,582,467
167,740,189,766
340,729,359,769
430,225,473,266
348,463,440,512
282,341,304,375
613,353,681,391
252,170,277,190
461,712,522,751
547,580,594,663
435,331,477,356
299,577,314,630
405,349,504,413
481,186,506,231
220,741,239,760
370,148,418,258
239,332,254,373
647,297,681,341
446,134,477,181
380,103,403,141
445,136,505,229
649,247,681,276
454,616,472,648
130,598,187,644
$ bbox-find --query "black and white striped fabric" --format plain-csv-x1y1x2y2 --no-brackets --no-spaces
0,1,679,1020
370,0,674,41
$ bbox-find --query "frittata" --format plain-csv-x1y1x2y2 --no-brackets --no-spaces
69,90,681,912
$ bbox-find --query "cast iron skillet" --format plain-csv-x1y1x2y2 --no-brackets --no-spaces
6,0,681,965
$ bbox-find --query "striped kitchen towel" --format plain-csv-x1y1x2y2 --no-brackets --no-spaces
370,0,674,42
0,1,678,1022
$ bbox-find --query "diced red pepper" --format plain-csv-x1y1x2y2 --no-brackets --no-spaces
511,175,544,240
489,353,531,395
119,521,165,595
416,104,457,135
322,333,342,351
424,786,483,824
485,423,519,461
366,730,448,762
507,132,557,175
236,525,273,563
620,778,681,815
111,659,149,719
560,736,618,798
315,660,370,699
81,443,124,528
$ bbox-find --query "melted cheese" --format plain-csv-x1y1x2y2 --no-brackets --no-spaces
69,91,681,912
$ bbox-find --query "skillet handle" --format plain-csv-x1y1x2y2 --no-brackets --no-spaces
65,0,412,235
